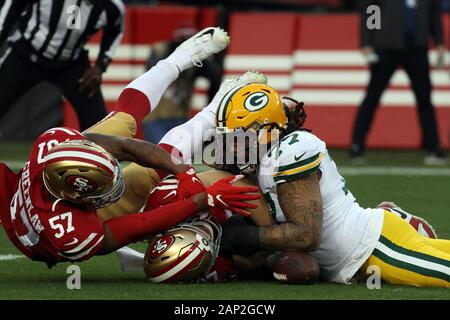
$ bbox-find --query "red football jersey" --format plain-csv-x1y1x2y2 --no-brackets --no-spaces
0,127,104,267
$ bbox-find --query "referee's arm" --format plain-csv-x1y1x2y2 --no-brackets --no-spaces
79,0,124,97
96,0,125,72
0,0,31,46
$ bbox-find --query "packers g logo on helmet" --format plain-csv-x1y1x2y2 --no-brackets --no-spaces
244,92,269,111
216,83,287,132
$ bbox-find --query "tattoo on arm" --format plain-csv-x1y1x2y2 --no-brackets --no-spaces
259,171,323,250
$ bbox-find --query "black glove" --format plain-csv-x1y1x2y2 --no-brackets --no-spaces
220,215,260,255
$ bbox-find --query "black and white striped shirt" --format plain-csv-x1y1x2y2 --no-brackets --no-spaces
0,0,124,71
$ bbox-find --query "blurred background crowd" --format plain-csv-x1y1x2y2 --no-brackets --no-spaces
1,0,450,164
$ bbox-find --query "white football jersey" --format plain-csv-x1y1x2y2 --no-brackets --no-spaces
258,130,384,283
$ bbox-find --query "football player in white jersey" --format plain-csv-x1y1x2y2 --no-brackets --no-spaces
160,78,449,287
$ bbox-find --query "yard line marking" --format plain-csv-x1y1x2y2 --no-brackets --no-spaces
340,167,450,176
0,254,25,261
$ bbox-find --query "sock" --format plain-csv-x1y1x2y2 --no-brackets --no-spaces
116,59,180,121
165,47,193,73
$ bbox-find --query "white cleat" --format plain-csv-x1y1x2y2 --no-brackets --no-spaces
172,27,230,71
222,71,268,92
209,71,268,107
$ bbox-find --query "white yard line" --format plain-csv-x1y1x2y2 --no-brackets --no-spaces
0,254,25,261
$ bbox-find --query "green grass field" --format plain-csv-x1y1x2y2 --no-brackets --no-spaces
0,143,449,300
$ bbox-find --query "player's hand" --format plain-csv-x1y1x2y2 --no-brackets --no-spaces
79,65,102,97
220,215,259,254
361,46,374,57
361,46,378,64
176,167,205,200
205,175,260,217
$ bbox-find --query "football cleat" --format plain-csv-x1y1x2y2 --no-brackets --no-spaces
377,202,438,239
172,27,230,71
219,71,268,95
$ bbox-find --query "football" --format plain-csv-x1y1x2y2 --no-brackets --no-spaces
272,250,320,284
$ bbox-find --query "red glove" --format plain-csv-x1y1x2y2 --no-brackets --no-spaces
205,175,261,217
176,167,205,201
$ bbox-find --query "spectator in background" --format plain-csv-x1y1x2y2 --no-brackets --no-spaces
350,0,447,165
0,0,124,132
143,22,222,143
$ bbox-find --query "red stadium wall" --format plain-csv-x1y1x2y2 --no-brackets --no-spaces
64,7,450,149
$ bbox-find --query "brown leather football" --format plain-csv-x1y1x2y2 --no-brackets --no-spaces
272,250,320,284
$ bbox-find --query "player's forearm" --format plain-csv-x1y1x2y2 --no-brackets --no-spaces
274,173,323,251
224,222,319,251
100,194,207,253
121,138,190,175
85,133,190,175
259,223,320,251
96,25,123,72
0,0,28,45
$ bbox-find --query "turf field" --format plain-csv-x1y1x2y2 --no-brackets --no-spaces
0,143,449,300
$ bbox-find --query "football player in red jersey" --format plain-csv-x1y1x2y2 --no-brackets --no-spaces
115,69,442,284
0,27,261,268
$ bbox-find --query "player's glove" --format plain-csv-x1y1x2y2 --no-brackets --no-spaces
176,167,205,201
205,175,260,217
220,215,260,254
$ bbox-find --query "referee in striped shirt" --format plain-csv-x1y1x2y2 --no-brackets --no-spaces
0,0,124,130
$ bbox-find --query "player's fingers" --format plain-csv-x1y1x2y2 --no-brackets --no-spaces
230,208,251,217
227,201,258,209
229,174,244,184
78,73,87,83
227,194,261,201
88,87,98,98
227,186,260,194
176,193,189,201
79,78,92,92
217,175,238,184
